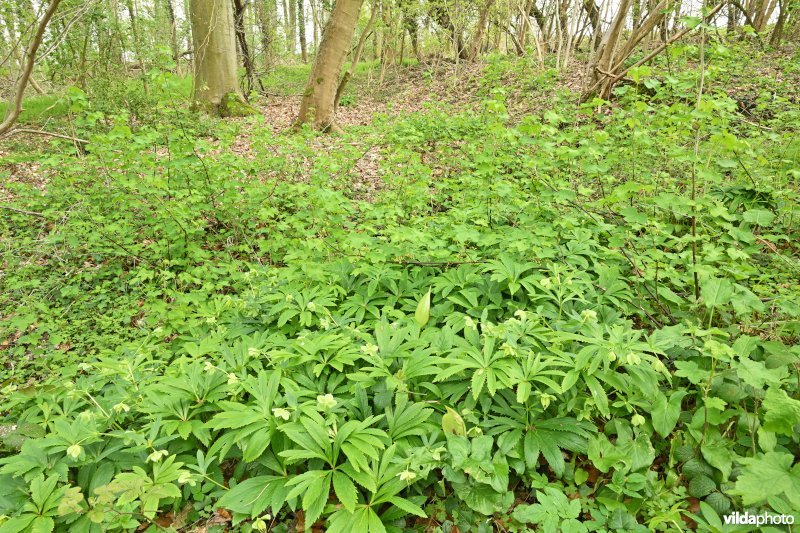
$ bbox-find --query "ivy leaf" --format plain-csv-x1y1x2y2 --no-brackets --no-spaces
415,289,431,327
731,285,766,315
757,427,777,453
627,433,656,472
454,483,513,515
674,361,707,385
704,397,727,411
588,434,627,473
512,502,549,523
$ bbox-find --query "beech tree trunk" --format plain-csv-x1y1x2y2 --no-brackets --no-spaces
400,0,420,60
163,0,180,67
528,2,550,46
295,0,364,130
189,0,254,116
589,0,633,95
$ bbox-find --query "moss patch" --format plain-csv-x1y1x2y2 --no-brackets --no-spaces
219,92,259,118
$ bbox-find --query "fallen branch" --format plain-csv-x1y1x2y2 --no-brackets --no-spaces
0,205,49,218
393,260,485,267
0,128,89,144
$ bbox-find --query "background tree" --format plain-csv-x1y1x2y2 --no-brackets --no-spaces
295,0,365,130
188,0,254,116
233,0,258,95
0,0,63,137
256,0,279,70
298,0,309,61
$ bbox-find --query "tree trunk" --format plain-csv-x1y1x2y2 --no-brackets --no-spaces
727,0,737,33
233,0,257,95
255,0,276,69
769,0,787,44
298,0,308,61
590,0,633,95
584,0,725,100
124,0,149,95
469,0,495,60
1,7,46,94
672,0,683,32
309,0,320,48
164,0,180,70
557,0,569,42
125,0,143,65
400,0,420,60
0,0,63,137
295,0,365,130
189,0,255,116
582,0,602,49
288,0,297,54
430,3,468,59
754,0,777,31
379,0,393,77
528,2,550,45
335,2,377,109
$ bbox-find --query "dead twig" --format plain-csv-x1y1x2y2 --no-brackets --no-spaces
0,204,49,218
0,128,89,144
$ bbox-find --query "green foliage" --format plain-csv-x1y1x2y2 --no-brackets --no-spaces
1,42,799,532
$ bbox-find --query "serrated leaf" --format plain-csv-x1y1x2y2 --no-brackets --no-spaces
332,471,358,512
389,497,426,518
701,443,732,482
732,452,800,507
704,492,731,515
688,475,716,498
762,387,800,436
